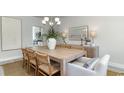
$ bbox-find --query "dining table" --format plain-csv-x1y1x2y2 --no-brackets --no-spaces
31,46,86,76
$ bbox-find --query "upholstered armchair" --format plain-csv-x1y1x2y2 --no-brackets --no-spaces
66,55,110,76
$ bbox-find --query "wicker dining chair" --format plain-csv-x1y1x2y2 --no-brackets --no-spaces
35,52,60,76
26,48,37,75
21,48,28,69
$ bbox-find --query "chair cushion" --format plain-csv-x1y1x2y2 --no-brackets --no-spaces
30,59,36,65
72,57,92,66
83,58,100,70
72,61,85,66
77,57,91,63
38,62,60,75
72,57,99,70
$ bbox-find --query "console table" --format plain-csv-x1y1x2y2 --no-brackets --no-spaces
57,44,99,58
83,45,99,58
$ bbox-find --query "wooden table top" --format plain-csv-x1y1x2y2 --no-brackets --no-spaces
31,46,85,62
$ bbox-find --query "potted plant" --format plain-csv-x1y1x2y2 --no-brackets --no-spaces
42,26,61,50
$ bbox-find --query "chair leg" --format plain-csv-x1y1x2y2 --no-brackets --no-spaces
22,59,25,68
35,69,37,76
28,64,31,74
37,70,39,76
26,61,29,72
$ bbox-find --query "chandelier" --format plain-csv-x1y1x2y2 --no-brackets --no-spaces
42,17,61,27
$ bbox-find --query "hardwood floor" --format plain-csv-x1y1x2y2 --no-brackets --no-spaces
107,70,124,76
2,61,60,76
1,61,124,76
2,61,35,76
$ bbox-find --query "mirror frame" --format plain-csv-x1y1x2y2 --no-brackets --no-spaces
69,25,89,41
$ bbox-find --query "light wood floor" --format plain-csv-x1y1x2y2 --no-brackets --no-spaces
3,61,30,76
1,61,124,76
2,61,60,76
107,70,124,76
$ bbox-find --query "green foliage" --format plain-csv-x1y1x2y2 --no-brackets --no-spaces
42,26,61,40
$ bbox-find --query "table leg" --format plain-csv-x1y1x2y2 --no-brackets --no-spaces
60,60,67,76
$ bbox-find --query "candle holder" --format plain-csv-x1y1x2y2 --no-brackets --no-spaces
90,31,96,46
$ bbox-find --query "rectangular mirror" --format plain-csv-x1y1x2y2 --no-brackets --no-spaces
69,25,89,41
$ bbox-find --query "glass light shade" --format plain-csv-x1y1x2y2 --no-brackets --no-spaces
62,32,68,38
55,17,60,22
49,22,53,26
57,21,61,25
44,17,49,21
42,20,46,24
90,31,96,38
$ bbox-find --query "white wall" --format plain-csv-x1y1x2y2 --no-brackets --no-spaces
0,16,43,64
59,16,124,66
1,16,124,70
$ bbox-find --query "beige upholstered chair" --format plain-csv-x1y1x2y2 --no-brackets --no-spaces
35,52,60,76
27,48,37,75
66,55,110,76
21,48,28,69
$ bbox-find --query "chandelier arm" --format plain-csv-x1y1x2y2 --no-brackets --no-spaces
42,17,60,28
52,22,57,28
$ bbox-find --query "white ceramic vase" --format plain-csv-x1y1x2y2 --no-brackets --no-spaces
47,38,56,50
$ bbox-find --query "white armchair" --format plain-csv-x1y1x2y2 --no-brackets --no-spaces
66,55,110,76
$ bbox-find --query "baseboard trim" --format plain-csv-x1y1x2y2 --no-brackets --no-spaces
0,56,22,65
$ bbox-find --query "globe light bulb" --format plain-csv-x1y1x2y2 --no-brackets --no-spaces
57,21,61,25
49,22,53,26
44,17,49,21
42,20,46,25
55,17,60,22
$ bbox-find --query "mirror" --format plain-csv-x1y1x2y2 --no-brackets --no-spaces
69,25,89,41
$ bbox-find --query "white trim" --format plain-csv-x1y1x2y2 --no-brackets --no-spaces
0,56,22,65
